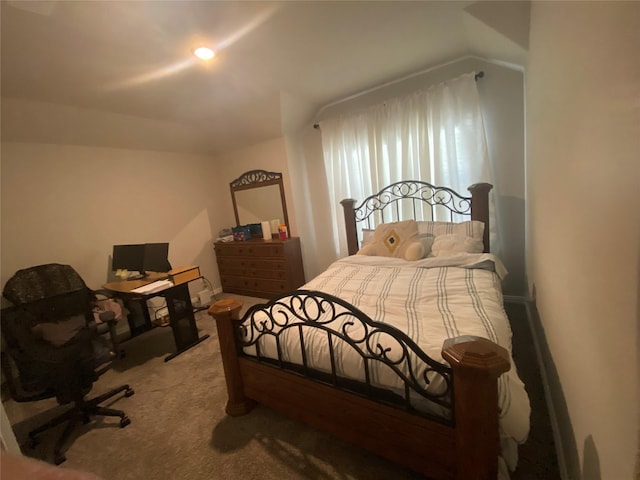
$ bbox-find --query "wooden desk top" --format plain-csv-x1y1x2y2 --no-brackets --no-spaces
102,271,168,295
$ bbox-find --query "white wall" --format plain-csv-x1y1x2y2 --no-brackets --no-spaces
1,97,217,156
1,141,227,301
526,2,639,479
0,101,295,302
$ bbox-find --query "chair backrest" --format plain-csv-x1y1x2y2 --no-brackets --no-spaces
1,264,99,403
3,263,94,331
3,263,89,306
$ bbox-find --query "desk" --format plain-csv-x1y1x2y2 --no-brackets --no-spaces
103,270,209,362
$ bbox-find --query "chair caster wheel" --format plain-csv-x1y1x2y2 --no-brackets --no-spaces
54,453,66,465
125,388,134,397
120,416,131,428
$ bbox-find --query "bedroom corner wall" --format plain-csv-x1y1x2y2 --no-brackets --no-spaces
526,2,640,479
0,142,227,302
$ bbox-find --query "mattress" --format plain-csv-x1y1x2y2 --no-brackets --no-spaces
239,253,531,471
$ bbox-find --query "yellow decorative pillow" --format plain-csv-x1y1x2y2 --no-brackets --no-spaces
357,220,420,260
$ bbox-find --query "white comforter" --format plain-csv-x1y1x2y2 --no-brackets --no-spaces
242,253,530,471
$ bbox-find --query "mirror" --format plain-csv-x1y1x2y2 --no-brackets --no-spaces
230,170,289,237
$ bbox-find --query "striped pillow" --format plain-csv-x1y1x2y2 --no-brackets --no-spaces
431,234,484,257
418,220,484,240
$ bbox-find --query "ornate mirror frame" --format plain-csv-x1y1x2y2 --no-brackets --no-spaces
230,170,289,233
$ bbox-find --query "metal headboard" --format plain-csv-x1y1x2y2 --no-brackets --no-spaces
341,181,492,255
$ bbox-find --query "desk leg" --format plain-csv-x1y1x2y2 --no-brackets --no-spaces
162,283,209,362
122,298,154,337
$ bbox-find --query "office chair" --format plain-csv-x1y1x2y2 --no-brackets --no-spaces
1,263,134,465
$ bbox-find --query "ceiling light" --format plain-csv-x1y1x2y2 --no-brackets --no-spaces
193,46,215,60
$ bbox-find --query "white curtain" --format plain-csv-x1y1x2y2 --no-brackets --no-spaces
319,72,493,258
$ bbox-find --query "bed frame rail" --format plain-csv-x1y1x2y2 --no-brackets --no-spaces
237,290,453,421
210,292,510,479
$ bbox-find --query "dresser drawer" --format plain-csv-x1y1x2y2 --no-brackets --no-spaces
215,237,305,299
220,275,289,294
215,242,284,258
217,256,285,270
219,264,286,280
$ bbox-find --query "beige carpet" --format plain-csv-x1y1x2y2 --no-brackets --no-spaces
3,297,557,479
3,295,422,480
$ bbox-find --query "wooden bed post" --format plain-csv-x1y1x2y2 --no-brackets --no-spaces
340,198,358,255
208,298,255,416
442,336,510,480
468,183,493,253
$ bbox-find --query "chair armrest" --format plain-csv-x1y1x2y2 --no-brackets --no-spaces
98,311,117,324
92,288,113,298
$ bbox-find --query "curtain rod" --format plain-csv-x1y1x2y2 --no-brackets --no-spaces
313,70,484,129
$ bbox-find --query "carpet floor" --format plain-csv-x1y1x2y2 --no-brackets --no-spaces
3,295,559,479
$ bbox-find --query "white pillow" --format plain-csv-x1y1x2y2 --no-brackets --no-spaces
361,228,375,247
418,220,484,240
431,234,484,257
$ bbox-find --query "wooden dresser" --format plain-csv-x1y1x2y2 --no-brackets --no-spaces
214,237,305,299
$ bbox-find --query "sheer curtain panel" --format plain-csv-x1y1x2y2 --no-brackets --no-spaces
319,72,493,258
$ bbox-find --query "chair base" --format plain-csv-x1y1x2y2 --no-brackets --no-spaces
28,384,134,465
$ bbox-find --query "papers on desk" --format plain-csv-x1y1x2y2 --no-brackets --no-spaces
131,279,174,294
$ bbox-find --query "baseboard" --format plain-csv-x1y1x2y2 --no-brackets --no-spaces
521,298,570,480
503,294,527,305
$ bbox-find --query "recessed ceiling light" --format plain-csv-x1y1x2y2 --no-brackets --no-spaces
193,46,215,60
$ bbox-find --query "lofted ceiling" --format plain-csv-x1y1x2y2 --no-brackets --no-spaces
0,0,529,156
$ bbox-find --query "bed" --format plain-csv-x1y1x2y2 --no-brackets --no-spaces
209,181,530,480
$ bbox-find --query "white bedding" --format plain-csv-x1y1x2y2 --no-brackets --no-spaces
240,253,530,471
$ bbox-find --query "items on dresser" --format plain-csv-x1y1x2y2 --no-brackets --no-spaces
232,225,252,241
261,221,272,240
231,222,276,242
214,238,305,299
